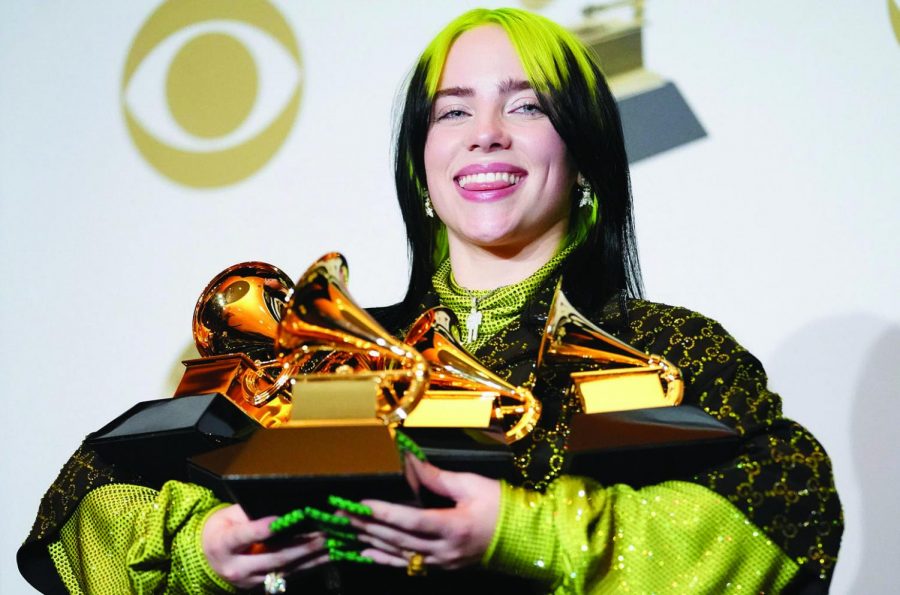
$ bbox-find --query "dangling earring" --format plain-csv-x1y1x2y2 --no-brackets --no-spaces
577,174,594,208
423,190,434,218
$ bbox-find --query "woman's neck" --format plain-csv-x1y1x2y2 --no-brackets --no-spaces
447,230,565,290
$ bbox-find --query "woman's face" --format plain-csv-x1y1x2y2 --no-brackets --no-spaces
424,25,575,255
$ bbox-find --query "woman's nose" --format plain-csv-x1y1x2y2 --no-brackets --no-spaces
467,112,511,152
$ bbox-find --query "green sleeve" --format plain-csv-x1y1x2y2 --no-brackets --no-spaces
47,481,237,594
483,477,799,594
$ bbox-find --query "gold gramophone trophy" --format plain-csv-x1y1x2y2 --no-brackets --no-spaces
186,252,550,513
276,253,429,426
538,281,683,414
187,253,435,517
173,261,297,427
403,307,540,443
537,282,736,484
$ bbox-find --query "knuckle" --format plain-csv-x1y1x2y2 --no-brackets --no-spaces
219,565,241,583
448,521,472,544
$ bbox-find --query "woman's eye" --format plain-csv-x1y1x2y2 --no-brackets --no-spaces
512,102,544,116
436,109,468,121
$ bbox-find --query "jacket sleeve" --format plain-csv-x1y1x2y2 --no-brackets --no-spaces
47,480,237,594
483,476,798,594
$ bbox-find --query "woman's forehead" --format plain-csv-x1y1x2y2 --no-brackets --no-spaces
437,25,527,90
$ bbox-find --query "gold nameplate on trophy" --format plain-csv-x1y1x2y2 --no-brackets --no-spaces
288,374,386,426
403,391,496,428
571,365,676,413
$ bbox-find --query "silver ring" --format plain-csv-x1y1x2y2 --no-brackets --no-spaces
264,571,287,594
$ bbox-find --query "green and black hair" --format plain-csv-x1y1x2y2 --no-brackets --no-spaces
394,8,642,313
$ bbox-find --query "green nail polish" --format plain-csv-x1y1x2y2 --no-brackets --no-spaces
270,508,306,533
325,528,359,542
395,431,427,462
328,494,373,517
329,548,374,564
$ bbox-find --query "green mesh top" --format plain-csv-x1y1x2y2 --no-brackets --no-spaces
432,243,575,352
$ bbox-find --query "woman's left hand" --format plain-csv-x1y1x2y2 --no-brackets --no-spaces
350,455,500,570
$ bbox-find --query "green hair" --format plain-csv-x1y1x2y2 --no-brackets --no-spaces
421,9,599,98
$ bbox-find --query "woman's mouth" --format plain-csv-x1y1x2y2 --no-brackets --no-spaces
453,164,526,202
457,171,522,189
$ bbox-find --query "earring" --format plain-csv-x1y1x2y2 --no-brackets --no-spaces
423,190,434,218
577,174,594,209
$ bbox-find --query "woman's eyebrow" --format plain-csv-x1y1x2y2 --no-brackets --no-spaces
435,86,473,99
434,79,533,100
498,78,532,94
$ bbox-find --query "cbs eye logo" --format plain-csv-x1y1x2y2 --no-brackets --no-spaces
121,0,302,188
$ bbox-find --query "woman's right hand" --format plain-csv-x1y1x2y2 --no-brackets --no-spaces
201,504,329,590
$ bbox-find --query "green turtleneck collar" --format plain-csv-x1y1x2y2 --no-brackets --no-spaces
431,244,575,352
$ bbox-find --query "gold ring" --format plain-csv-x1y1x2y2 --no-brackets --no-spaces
406,552,427,577
264,571,286,594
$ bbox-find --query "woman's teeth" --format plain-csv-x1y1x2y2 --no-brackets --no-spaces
457,172,521,188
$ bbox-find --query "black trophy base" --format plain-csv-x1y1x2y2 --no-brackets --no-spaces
565,405,739,487
85,393,257,487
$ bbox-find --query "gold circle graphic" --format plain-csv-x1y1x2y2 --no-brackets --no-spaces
167,33,258,139
122,0,302,188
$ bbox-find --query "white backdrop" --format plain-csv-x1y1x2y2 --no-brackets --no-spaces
1,1,897,593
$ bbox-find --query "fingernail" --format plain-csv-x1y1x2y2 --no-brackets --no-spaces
328,495,373,517
304,506,352,528
395,431,427,462
270,508,306,533
325,537,347,550
328,548,374,564
325,528,359,543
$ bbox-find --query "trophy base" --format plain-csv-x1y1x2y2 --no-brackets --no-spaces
85,393,257,487
565,405,739,487
188,424,414,518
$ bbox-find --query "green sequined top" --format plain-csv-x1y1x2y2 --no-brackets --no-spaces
18,265,843,594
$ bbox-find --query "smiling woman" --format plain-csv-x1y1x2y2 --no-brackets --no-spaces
18,7,842,595
354,7,843,593
424,26,576,289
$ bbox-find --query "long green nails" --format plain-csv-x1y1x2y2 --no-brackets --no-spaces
328,495,372,516
328,548,374,564
270,508,306,533
270,505,352,534
325,528,358,542
304,506,351,527
395,430,427,462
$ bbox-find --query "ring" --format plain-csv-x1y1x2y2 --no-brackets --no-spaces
264,571,287,594
406,552,427,577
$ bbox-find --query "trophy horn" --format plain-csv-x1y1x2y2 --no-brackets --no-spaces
192,261,298,406
538,282,684,411
404,307,541,442
276,253,429,424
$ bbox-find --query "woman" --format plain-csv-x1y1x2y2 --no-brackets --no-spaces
347,9,843,592
19,8,841,594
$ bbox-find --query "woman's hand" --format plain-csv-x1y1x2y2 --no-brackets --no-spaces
351,456,501,570
201,504,328,589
